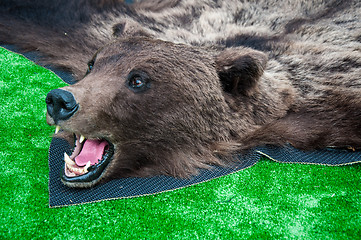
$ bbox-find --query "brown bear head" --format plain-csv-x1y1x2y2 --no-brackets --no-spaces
46,36,271,188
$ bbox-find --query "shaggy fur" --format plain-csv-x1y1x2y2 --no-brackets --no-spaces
1,0,360,187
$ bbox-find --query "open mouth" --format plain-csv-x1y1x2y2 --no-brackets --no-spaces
55,126,115,188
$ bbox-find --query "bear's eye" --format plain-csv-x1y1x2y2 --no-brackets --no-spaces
127,70,150,93
86,60,95,75
130,76,144,87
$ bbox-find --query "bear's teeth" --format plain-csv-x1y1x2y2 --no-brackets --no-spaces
64,153,91,175
55,125,61,134
79,135,85,143
85,161,91,170
66,164,82,175
64,153,75,166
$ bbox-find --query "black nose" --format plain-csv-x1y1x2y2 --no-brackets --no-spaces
46,89,78,123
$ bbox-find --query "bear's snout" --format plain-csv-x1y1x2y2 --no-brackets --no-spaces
46,89,78,124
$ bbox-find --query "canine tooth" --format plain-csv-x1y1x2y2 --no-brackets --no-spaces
79,135,85,143
64,153,75,166
55,126,61,134
83,161,91,173
85,161,91,169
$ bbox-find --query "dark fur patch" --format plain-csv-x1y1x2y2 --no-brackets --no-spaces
284,0,354,34
222,34,285,53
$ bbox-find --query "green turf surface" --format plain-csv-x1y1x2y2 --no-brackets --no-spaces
0,47,360,239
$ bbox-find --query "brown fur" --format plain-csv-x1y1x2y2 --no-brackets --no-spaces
1,0,360,187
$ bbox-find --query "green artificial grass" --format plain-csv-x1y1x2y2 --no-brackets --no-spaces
0,47,360,239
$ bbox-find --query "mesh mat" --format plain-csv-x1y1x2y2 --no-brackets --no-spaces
256,145,361,166
48,137,361,207
48,138,260,207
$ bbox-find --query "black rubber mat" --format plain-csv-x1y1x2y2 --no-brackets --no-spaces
256,145,361,166
48,137,361,207
48,138,260,207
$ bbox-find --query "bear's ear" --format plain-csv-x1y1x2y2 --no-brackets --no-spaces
215,48,268,96
112,20,151,38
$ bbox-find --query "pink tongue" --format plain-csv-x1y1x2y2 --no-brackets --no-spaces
75,139,108,166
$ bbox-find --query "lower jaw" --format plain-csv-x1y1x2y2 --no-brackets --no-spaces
61,141,115,188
